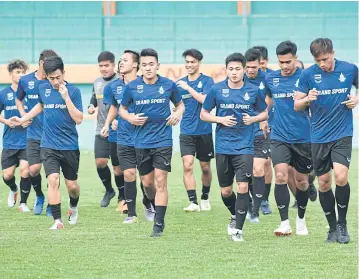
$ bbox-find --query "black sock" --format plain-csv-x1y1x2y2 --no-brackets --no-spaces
308,171,316,186
264,183,271,201
51,203,61,220
187,189,198,204
221,192,236,216
143,184,156,208
69,196,79,207
248,177,253,203
319,189,336,230
235,192,249,230
125,181,137,217
296,188,309,219
274,183,290,221
201,185,210,200
335,183,350,225
97,166,114,193
20,177,31,204
115,174,125,200
30,173,44,197
3,176,17,192
140,182,151,208
154,205,167,226
252,176,265,216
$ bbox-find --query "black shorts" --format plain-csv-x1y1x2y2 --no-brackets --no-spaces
311,136,352,176
1,149,27,170
94,135,119,166
117,144,137,171
215,154,253,187
27,139,42,166
41,148,80,180
179,134,214,162
135,147,173,176
254,135,269,159
271,140,313,174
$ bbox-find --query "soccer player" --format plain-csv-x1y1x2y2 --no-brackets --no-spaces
176,49,214,212
295,38,358,243
0,60,31,211
16,49,58,215
243,48,270,222
10,56,83,230
88,51,126,211
253,46,273,74
101,50,155,224
120,48,184,237
265,41,312,236
201,53,268,241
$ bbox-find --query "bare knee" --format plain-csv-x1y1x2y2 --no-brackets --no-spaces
124,168,136,182
253,164,265,177
29,164,41,177
275,171,288,184
183,160,194,175
296,175,309,191
2,169,15,181
113,166,123,176
200,162,211,176
48,174,60,189
221,186,233,197
155,173,167,192
96,158,108,169
318,174,331,192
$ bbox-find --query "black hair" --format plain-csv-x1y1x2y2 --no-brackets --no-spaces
7,59,28,73
244,48,261,63
297,60,305,69
253,46,269,60
276,41,297,56
98,51,115,63
310,38,333,58
39,49,58,62
140,48,158,62
225,53,246,68
43,56,64,75
182,49,203,62
123,49,140,71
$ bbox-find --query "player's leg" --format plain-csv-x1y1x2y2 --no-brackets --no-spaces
111,143,126,213
18,155,31,212
95,135,115,207
251,157,266,223
180,134,200,212
271,141,292,236
197,134,214,211
261,156,273,215
331,137,352,244
2,150,18,208
27,139,45,215
308,170,317,202
288,166,297,208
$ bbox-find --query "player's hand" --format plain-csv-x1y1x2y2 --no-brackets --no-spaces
100,124,109,137
242,113,254,125
58,84,69,101
341,94,358,109
176,80,190,91
21,119,32,128
88,104,95,115
308,88,318,102
260,121,269,138
9,116,24,127
111,119,118,131
130,113,148,126
166,111,182,126
219,115,237,127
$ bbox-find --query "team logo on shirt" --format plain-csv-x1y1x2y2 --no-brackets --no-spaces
198,81,203,89
259,81,265,90
314,74,322,84
45,88,51,97
273,78,279,86
222,88,229,97
28,81,35,89
244,92,250,101
116,86,123,94
339,73,346,82
137,85,143,93
158,86,165,94
7,93,14,100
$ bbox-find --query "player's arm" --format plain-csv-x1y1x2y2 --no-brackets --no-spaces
176,80,206,104
243,89,268,125
88,85,97,114
102,105,118,137
59,85,83,125
166,83,185,126
119,87,147,126
341,66,359,109
0,102,13,127
10,102,43,127
294,71,318,111
15,80,27,117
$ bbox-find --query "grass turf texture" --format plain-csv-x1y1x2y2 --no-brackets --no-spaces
0,150,357,279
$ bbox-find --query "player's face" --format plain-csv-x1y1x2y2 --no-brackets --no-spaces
226,61,244,83
277,53,297,76
314,52,334,72
140,56,159,80
185,56,200,75
47,69,65,90
99,60,115,78
259,58,268,71
10,68,26,84
245,60,260,79
119,53,136,75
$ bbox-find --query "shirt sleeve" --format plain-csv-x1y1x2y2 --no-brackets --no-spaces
37,84,43,104
353,65,358,89
121,85,132,107
170,82,182,105
202,87,216,111
202,77,214,95
89,85,97,107
264,78,272,97
103,84,112,105
254,88,268,112
16,79,26,100
297,70,310,94
0,95,4,113
72,88,83,112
